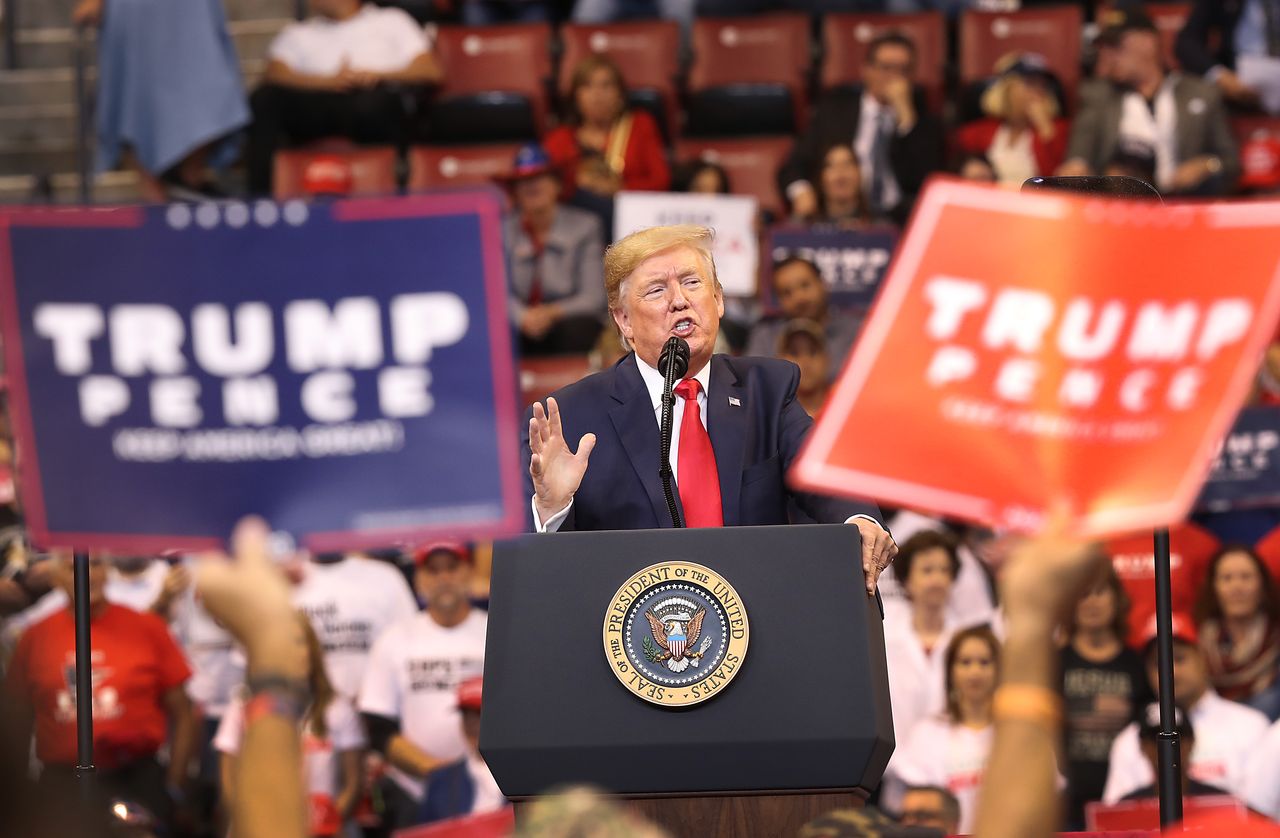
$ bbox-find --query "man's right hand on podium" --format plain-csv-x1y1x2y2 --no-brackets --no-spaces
529,397,596,525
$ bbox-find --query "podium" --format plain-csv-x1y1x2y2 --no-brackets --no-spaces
480,524,895,835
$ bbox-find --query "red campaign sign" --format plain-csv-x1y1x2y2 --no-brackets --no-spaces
791,181,1280,536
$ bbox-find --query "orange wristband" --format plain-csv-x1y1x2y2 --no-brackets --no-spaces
992,684,1062,729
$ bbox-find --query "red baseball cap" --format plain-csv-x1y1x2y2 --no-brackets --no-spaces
457,676,483,711
412,541,472,566
1139,611,1199,651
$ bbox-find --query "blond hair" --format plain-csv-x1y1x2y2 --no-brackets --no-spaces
604,225,721,311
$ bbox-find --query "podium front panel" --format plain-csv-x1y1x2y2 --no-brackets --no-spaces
480,524,894,797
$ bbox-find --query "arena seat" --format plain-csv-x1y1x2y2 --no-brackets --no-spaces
272,146,398,200
685,13,812,137
959,6,1083,105
520,356,594,407
406,143,523,191
820,12,946,111
427,23,553,144
558,20,682,142
675,135,793,217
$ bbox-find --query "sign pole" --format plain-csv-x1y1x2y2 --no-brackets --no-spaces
72,550,96,801
1151,528,1183,828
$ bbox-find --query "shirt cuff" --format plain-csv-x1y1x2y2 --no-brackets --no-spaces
532,496,572,533
845,514,886,532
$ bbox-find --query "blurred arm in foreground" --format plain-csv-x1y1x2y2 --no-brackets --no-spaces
196,519,309,838
974,534,1107,838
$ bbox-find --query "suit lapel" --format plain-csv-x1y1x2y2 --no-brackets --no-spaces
609,354,679,527
707,356,746,527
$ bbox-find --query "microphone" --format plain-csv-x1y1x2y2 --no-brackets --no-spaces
657,337,690,528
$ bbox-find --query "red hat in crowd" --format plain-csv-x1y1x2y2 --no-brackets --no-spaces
301,155,354,197
457,676,483,712
1139,611,1199,651
412,541,472,566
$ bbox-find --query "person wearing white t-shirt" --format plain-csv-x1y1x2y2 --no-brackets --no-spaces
292,553,419,700
878,511,996,630
1101,613,1270,803
246,0,443,195
217,613,365,836
884,530,985,756
1244,718,1280,819
358,542,486,831
883,625,1001,833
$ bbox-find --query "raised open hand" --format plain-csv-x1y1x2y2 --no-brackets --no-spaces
529,397,596,524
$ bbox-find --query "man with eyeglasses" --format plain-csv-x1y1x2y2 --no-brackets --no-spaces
778,31,944,226
898,785,961,834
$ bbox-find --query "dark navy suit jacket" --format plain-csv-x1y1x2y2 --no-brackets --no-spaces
520,353,881,531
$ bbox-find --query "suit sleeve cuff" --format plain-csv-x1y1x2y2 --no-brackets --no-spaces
845,513,886,531
532,496,573,533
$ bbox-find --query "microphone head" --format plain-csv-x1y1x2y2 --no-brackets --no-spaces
658,337,690,379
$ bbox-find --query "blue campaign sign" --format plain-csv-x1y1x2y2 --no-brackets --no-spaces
0,193,524,552
1196,406,1280,512
765,225,899,311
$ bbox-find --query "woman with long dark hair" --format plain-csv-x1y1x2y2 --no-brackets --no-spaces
1194,545,1280,719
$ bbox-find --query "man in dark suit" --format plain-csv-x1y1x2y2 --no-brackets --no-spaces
1057,16,1240,194
776,31,944,227
1175,0,1280,113
522,224,897,595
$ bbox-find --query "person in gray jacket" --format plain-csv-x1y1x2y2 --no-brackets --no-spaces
1056,16,1239,195
502,144,608,357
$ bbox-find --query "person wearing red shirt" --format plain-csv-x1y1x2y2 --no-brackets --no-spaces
5,554,197,827
1103,522,1220,649
954,53,1068,188
543,55,670,214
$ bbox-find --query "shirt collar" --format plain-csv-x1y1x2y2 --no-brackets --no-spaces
633,353,713,413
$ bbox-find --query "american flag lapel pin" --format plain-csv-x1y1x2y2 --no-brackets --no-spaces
728,396,741,407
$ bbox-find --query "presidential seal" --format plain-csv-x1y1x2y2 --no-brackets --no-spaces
603,561,749,707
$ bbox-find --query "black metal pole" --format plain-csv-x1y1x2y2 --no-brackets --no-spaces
72,551,96,798
1152,527,1183,828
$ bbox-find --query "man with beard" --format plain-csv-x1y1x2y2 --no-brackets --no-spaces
745,257,864,382
1056,15,1239,194
358,543,485,832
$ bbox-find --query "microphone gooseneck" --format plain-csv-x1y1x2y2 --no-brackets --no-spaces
658,337,689,529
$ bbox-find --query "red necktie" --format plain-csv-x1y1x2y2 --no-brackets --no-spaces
674,379,723,528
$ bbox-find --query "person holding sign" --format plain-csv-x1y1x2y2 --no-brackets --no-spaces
521,225,896,594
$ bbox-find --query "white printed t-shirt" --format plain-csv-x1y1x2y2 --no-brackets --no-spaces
358,610,487,799
886,717,993,834
268,4,429,77
1101,689,1270,802
293,557,419,700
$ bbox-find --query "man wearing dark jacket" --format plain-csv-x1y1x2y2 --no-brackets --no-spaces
777,32,944,226
1175,0,1280,113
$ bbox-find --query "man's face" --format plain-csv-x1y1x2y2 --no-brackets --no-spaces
1146,641,1209,706
513,173,559,215
53,555,108,610
414,551,471,614
1114,30,1161,87
864,43,915,103
612,245,723,374
899,789,957,833
773,261,827,321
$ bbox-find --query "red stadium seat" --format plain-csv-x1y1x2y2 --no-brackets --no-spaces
686,14,812,137
1231,116,1280,190
520,356,594,407
820,12,946,111
406,143,524,191
959,6,1084,105
429,23,553,143
272,146,398,200
558,21,682,141
675,136,794,217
